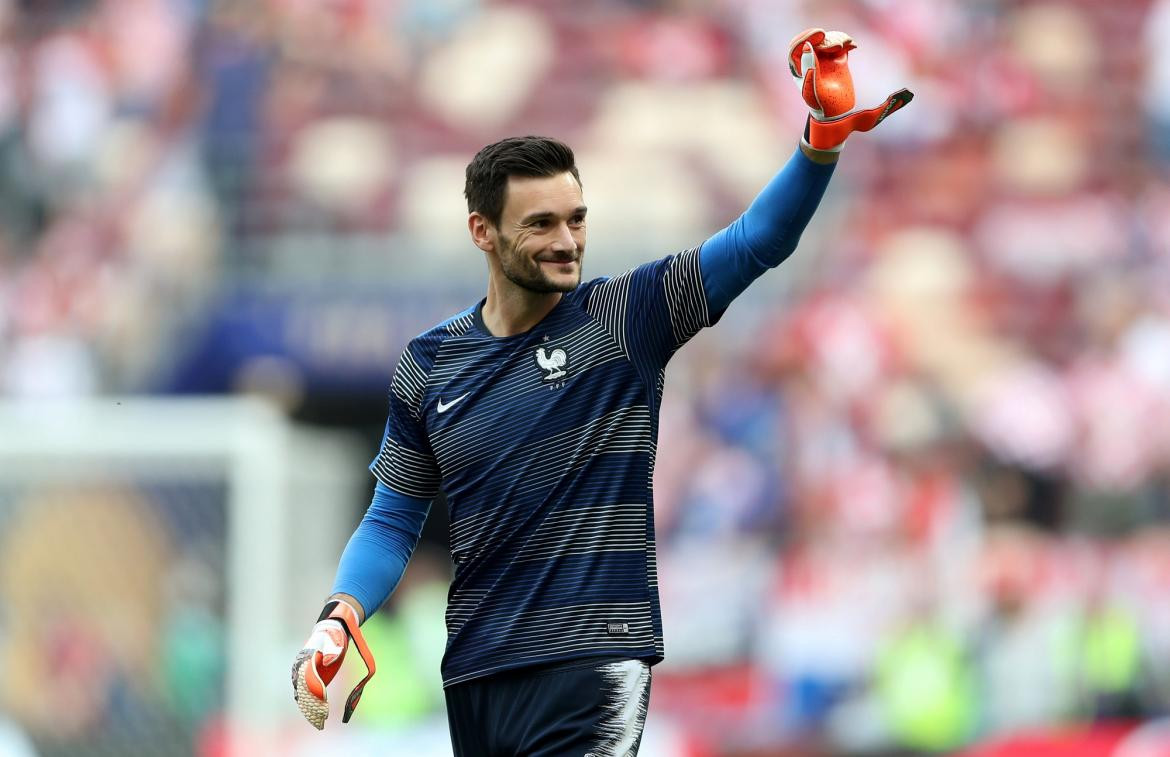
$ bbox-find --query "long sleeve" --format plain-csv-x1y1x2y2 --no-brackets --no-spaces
330,481,432,619
699,148,836,312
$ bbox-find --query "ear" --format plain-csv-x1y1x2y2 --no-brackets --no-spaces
468,212,495,254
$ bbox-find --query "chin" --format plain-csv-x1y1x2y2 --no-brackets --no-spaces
555,272,581,289
533,280,576,294
532,267,580,293
507,262,581,294
553,272,582,292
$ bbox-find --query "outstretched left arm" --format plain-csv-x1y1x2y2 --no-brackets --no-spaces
699,146,837,313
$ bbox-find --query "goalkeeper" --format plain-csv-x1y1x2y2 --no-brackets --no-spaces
292,28,911,755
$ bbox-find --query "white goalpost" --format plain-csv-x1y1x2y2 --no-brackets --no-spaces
0,397,365,756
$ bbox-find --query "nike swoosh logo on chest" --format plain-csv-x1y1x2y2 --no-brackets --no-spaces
436,392,470,414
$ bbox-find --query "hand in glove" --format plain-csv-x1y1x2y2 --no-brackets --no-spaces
291,599,376,730
788,28,913,151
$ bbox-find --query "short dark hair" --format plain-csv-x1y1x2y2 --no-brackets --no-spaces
464,136,580,227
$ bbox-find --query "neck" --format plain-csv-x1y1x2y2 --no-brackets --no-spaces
481,277,563,337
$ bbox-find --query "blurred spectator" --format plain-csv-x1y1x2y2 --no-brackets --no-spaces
973,527,1080,736
874,604,976,754
1074,577,1145,721
159,548,225,733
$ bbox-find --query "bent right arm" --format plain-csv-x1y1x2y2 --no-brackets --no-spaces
328,481,433,623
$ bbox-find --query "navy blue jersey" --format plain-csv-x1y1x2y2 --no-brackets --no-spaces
371,248,715,686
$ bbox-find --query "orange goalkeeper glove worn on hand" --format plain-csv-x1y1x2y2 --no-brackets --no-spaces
291,599,376,730
788,28,913,152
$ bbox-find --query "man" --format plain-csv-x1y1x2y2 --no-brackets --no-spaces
293,28,911,755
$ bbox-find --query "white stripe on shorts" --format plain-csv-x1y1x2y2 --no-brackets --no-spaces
588,659,651,757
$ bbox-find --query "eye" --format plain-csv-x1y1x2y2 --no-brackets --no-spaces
532,218,551,229
569,215,586,227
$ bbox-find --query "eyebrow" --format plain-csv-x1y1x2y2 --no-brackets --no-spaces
520,206,588,225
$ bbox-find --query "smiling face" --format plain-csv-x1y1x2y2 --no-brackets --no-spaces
480,172,587,294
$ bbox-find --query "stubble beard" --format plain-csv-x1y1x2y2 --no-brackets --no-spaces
497,232,581,294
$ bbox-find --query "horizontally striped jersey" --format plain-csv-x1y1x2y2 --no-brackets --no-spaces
371,247,716,686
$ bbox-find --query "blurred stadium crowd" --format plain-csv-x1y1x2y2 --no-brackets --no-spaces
2,0,1170,755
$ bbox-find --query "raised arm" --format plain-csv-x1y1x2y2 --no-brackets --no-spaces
698,27,912,312
699,147,837,313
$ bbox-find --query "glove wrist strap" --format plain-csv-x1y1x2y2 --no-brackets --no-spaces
803,116,844,153
318,599,360,625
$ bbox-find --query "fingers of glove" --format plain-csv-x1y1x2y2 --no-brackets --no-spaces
789,28,856,117
291,648,329,700
787,27,826,76
808,35,855,117
293,650,329,730
788,29,854,73
291,648,309,701
816,30,856,57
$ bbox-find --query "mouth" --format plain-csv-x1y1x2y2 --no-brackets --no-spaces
538,256,579,269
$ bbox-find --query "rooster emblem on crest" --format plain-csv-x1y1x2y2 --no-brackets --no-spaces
535,346,568,382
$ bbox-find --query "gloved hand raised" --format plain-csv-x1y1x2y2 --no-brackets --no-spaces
291,599,376,730
788,28,913,151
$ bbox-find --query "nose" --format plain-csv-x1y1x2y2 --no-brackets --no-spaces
549,221,578,253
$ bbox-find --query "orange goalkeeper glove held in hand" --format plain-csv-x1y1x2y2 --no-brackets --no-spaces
291,599,376,730
788,28,913,152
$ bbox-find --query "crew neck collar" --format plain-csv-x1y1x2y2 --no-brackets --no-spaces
471,296,567,340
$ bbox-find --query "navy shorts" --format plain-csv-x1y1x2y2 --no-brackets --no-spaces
444,657,652,757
